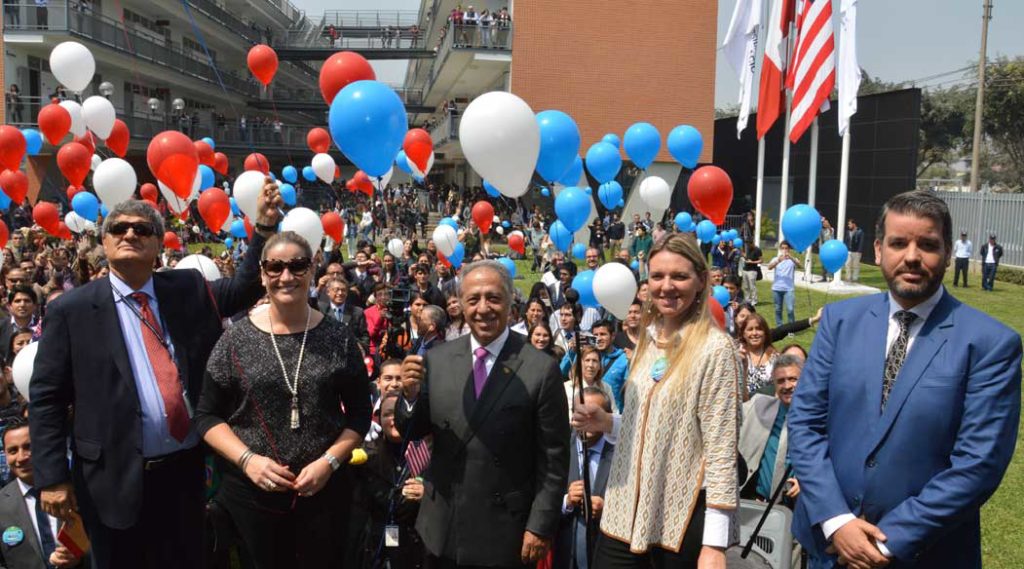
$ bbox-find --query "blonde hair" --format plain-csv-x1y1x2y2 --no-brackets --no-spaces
633,233,717,392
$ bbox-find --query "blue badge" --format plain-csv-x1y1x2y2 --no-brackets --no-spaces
2,526,23,546
650,356,669,383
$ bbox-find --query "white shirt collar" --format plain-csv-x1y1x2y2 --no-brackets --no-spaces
109,272,156,302
17,478,34,498
887,285,945,324
470,327,510,358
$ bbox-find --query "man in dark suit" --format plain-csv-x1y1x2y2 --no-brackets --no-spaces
0,285,39,363
347,250,376,303
29,183,281,569
789,191,1022,568
397,260,569,569
978,233,1004,292
552,388,614,569
0,418,88,569
412,263,446,308
320,276,370,354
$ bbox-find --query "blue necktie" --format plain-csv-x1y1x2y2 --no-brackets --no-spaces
28,488,56,568
335,307,343,322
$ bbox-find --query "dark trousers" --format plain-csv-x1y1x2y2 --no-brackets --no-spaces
80,447,205,569
982,262,998,291
592,492,706,569
954,258,970,286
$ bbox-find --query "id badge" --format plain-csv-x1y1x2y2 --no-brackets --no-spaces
385,525,400,547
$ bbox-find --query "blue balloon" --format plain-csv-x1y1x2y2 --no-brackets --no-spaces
21,129,42,156
0,190,10,212
696,220,716,242
100,204,109,218
202,137,216,150
483,180,501,198
224,237,234,249
282,165,298,184
549,220,572,252
279,183,297,206
558,155,584,186
712,285,730,308
329,80,408,177
501,220,510,229
630,260,639,271
674,212,693,232
572,270,599,308
439,217,459,231
598,181,623,210
198,165,215,190
667,125,703,169
497,257,517,279
230,197,241,216
724,229,738,241
269,172,277,182
583,187,592,195
540,187,550,197
711,235,722,245
623,122,661,170
395,150,414,174
413,174,424,184
572,243,587,260
585,141,622,184
448,242,465,268
536,110,581,183
781,204,822,251
72,191,99,221
819,239,849,274
230,219,247,238
302,166,317,182
733,238,744,249
602,133,621,148
554,186,591,232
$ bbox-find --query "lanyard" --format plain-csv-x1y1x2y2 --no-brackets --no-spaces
111,286,172,351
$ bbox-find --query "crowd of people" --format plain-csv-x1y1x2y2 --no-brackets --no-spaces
0,185,1016,569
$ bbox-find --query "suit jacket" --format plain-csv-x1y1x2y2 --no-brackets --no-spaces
552,435,614,569
319,299,370,354
396,332,569,567
28,234,268,529
738,394,788,493
0,480,48,569
788,291,1022,568
979,243,1003,264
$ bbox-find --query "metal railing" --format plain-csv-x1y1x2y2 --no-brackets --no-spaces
938,189,1024,267
268,85,424,106
320,10,419,28
424,22,513,97
428,114,460,146
276,24,427,50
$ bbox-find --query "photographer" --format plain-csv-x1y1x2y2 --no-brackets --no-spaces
559,320,629,411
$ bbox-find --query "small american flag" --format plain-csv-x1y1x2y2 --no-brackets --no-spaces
405,439,432,477
787,0,836,143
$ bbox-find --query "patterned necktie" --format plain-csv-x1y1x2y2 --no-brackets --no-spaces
882,310,918,410
473,346,489,398
335,307,343,322
28,487,57,567
131,293,190,441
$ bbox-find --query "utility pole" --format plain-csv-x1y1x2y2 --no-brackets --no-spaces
969,0,993,192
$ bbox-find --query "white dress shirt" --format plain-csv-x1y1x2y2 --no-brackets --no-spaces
18,479,59,552
953,239,972,259
561,436,607,514
469,327,510,379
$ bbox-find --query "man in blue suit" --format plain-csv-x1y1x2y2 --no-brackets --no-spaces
789,191,1021,569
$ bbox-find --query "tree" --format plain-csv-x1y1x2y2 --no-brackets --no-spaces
917,86,971,177
981,56,1024,190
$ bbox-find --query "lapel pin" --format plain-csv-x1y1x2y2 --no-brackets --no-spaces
2,526,23,546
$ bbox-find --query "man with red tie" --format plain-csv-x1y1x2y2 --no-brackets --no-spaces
28,181,281,569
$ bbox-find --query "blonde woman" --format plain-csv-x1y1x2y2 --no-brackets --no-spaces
572,232,741,569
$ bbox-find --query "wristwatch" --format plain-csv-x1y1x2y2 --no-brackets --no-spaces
321,451,341,471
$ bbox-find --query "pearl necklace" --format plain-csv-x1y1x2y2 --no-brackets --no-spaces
268,306,312,430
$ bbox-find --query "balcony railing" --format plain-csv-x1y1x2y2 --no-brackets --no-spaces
320,10,419,28
424,22,512,96
427,114,460,146
275,25,427,50
271,85,425,106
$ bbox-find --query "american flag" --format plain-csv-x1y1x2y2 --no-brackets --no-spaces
787,0,836,143
405,439,431,477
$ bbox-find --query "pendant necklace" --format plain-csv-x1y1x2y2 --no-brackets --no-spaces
268,306,312,430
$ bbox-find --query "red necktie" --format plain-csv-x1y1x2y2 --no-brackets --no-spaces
131,292,190,442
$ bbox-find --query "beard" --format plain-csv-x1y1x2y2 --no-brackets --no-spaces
882,262,945,301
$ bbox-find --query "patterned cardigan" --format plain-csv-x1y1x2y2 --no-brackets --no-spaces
599,327,741,553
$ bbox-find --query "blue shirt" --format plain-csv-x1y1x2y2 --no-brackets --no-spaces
110,274,198,457
771,256,797,292
756,404,788,499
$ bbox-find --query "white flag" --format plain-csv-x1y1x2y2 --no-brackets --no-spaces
723,0,763,138
838,0,861,136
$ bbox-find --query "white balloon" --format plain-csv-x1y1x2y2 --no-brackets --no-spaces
65,211,89,233
220,212,235,234
593,263,639,320
158,172,200,215
281,207,324,249
387,238,404,258
12,342,39,402
82,95,116,139
375,166,395,190
459,92,539,198
638,176,671,211
496,226,504,235
49,41,95,93
90,154,102,171
176,254,222,281
311,153,336,184
59,101,86,137
93,158,137,207
432,225,458,257
233,170,266,220
409,152,435,178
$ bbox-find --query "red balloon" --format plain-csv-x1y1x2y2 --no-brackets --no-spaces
471,201,495,233
147,131,199,200
0,169,28,205
0,220,8,249
403,128,433,173
66,185,83,200
247,44,279,87
213,152,229,176
33,202,60,234
37,102,71,146
0,126,27,171
243,216,254,239
508,233,525,255
56,142,92,187
194,140,215,167
56,222,72,241
321,212,344,242
73,131,96,157
437,250,452,268
350,171,373,194
106,119,129,157
198,188,231,232
163,231,182,250
307,127,331,154
244,152,270,174
687,165,733,225
140,183,159,205
708,297,726,330
318,51,376,105
178,208,190,222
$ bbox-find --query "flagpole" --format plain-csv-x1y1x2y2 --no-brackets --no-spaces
778,92,793,244
754,137,765,247
833,129,850,284
804,117,819,281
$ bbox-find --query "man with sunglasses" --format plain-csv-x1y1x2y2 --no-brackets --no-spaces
29,181,282,569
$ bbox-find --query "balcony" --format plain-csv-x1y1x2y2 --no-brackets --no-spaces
427,114,460,147
248,86,431,114
422,22,513,102
271,10,434,60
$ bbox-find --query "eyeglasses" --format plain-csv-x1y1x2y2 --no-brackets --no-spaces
261,257,311,277
107,222,157,237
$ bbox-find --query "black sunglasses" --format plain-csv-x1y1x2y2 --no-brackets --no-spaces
107,222,157,238
261,257,312,277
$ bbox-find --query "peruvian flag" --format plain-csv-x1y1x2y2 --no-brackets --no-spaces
756,0,796,140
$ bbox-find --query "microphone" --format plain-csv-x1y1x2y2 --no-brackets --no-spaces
564,288,580,305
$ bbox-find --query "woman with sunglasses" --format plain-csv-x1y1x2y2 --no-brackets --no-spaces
197,231,372,568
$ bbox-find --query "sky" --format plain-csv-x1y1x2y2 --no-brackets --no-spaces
293,0,1024,107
